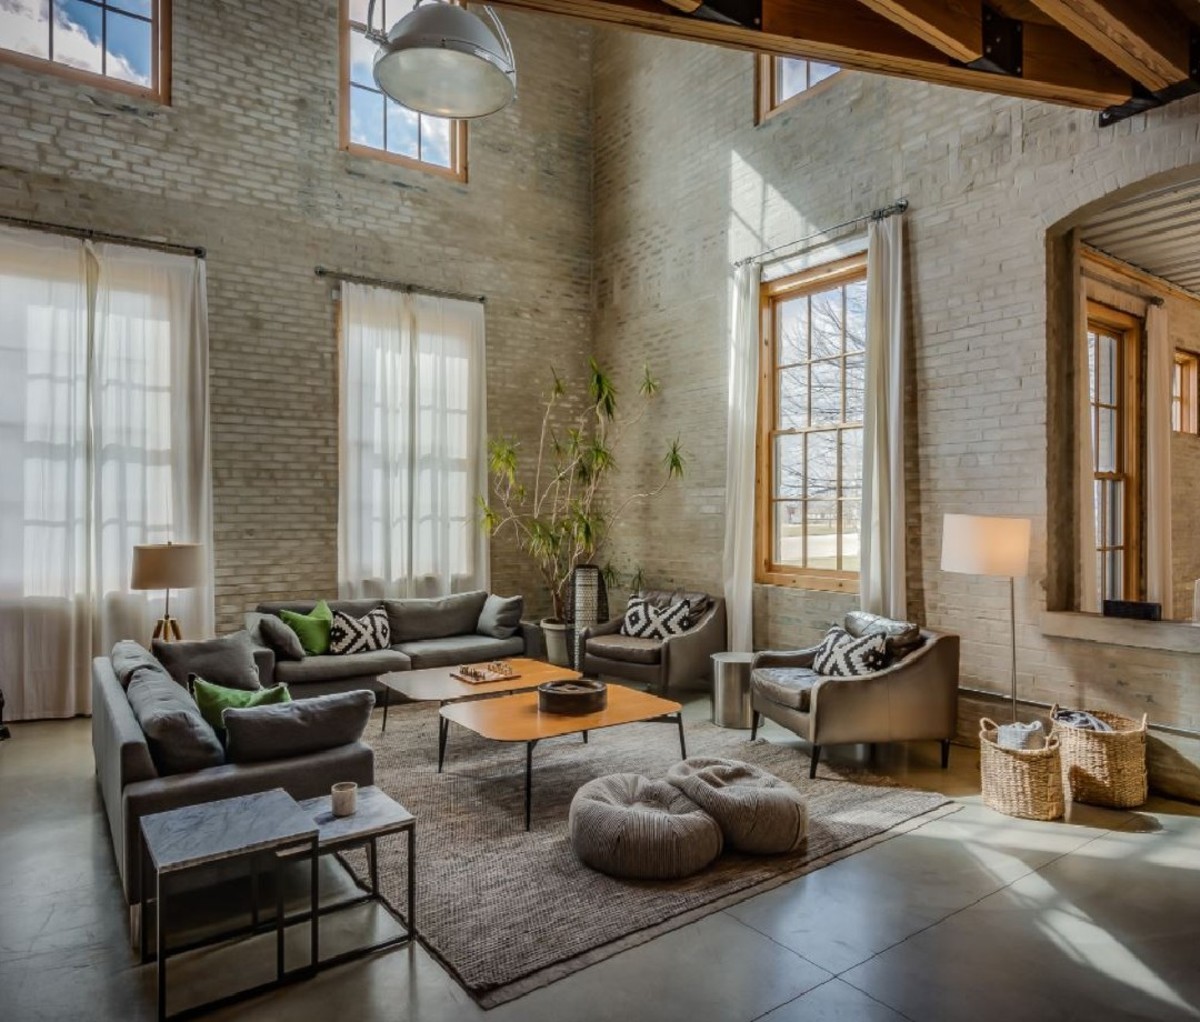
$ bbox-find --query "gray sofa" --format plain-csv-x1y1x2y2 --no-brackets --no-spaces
248,591,544,727
92,652,375,923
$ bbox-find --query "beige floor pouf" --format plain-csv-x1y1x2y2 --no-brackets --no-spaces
569,773,723,880
667,757,807,854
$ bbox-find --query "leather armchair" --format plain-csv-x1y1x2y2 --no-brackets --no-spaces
750,618,959,778
581,593,727,696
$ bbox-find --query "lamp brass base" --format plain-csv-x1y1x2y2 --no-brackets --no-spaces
152,616,183,642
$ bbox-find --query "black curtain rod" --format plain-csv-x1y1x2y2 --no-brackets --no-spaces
737,198,909,268
315,266,486,304
0,214,205,258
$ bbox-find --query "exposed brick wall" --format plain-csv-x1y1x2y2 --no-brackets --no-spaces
592,30,1200,798
0,1,594,633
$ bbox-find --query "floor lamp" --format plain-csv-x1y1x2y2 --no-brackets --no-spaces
940,514,1032,722
131,542,204,642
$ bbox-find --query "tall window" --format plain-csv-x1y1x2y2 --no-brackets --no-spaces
1086,303,1141,603
0,0,168,101
338,283,487,599
341,0,467,179
1173,349,1198,433
757,255,866,591
756,56,839,121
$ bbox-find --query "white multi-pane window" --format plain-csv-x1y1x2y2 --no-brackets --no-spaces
758,56,839,121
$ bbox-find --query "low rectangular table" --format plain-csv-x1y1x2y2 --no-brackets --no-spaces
439,684,686,830
379,657,582,769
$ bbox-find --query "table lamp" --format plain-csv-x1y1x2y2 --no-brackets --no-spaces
131,542,204,642
940,514,1031,722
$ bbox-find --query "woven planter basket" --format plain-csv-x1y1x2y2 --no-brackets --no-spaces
979,718,1065,821
1050,705,1148,808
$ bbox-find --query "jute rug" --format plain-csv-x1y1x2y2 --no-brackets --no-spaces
347,702,955,1009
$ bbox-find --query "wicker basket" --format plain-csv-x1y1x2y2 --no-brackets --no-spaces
1050,705,1148,808
979,718,1065,821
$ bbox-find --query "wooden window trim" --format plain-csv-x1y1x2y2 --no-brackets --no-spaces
1086,301,1142,603
755,253,866,593
0,0,171,104
1173,349,1199,434
339,0,468,182
754,54,842,125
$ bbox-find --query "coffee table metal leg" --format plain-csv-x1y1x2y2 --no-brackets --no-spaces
525,740,537,831
677,712,687,759
582,730,588,744
369,836,379,895
276,855,285,979
310,837,319,971
156,871,166,1022
139,838,148,963
407,827,416,938
250,855,259,930
438,714,449,773
381,686,391,733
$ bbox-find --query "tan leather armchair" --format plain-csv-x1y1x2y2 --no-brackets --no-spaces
581,590,727,696
750,614,959,778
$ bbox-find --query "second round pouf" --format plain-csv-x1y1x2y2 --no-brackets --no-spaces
667,757,808,854
569,773,723,880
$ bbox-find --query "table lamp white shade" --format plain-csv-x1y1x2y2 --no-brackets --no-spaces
940,514,1031,579
131,543,205,591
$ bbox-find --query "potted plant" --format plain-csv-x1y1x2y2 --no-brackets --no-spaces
481,360,684,666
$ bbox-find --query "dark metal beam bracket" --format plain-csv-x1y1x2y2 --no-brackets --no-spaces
1099,28,1200,127
966,5,1023,77
683,1,760,30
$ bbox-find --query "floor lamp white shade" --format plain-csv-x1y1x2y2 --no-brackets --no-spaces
131,543,205,641
940,514,1031,721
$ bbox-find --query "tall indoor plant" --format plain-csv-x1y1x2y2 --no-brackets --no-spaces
481,360,684,665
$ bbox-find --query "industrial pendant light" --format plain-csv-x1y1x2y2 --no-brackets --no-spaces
365,0,517,119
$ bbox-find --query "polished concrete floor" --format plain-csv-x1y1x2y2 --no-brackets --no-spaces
2,706,1199,1022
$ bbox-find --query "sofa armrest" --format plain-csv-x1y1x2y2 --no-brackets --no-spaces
118,741,375,903
580,616,623,642
519,619,546,659
662,598,727,687
751,647,819,671
252,641,276,688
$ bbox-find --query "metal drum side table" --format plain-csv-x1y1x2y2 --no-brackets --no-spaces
711,652,754,729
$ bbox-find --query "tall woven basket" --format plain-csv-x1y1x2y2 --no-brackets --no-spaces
1050,705,1148,808
979,719,1065,821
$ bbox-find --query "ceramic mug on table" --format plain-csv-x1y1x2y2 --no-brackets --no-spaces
332,781,358,817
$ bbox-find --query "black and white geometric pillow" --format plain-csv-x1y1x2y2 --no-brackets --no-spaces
812,626,889,677
329,607,391,656
620,597,692,640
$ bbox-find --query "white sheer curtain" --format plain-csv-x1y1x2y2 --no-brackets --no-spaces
1076,281,1099,613
0,227,212,720
338,283,488,600
1145,303,1173,617
723,263,760,652
860,215,907,618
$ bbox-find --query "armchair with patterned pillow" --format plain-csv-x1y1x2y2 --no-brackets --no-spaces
750,610,960,778
580,589,727,696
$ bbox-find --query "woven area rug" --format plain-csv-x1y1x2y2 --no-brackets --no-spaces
347,701,954,1008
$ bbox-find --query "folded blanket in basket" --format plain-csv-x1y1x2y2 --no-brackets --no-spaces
997,720,1046,750
1052,708,1113,732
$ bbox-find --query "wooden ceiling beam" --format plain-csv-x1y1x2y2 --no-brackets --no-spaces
853,0,982,63
486,0,1134,108
1028,0,1193,90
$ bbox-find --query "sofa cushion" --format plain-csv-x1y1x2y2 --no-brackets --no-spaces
280,600,334,657
274,649,411,686
844,610,923,657
477,593,523,639
111,640,165,690
394,635,524,670
751,667,819,712
126,671,225,775
386,591,489,642
224,690,375,764
153,631,261,692
586,633,662,666
246,612,305,661
257,599,384,619
192,676,292,735
329,607,391,655
812,626,888,677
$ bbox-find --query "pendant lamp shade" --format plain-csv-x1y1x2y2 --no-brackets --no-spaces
372,2,517,119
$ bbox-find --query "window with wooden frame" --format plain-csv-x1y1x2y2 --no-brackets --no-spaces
756,255,866,592
1086,302,1142,604
1173,349,1198,433
341,0,467,180
755,55,839,122
0,0,169,102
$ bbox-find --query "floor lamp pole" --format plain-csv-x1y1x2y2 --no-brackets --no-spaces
1009,575,1018,723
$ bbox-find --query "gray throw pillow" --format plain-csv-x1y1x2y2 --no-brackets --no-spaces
248,612,306,661
153,631,261,692
126,671,224,775
111,640,167,690
477,593,523,639
223,690,376,764
386,591,489,642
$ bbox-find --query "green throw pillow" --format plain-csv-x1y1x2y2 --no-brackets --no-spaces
280,600,333,656
192,676,291,733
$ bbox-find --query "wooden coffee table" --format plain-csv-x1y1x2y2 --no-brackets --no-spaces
439,685,686,830
379,657,582,769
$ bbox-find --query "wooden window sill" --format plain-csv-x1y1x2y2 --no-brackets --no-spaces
1041,611,1200,653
